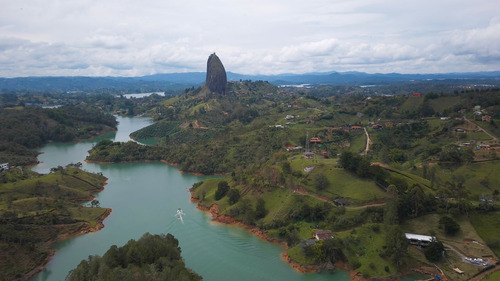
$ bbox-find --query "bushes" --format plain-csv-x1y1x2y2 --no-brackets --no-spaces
227,189,240,205
424,240,445,262
313,173,329,191
439,215,460,235
214,181,230,200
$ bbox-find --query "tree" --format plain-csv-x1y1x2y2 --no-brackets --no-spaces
424,240,445,262
439,216,460,235
255,198,267,219
384,199,399,225
320,237,345,263
385,225,408,267
214,181,230,200
227,189,240,205
281,161,291,174
313,173,329,191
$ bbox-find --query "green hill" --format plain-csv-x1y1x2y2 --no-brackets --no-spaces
0,166,109,280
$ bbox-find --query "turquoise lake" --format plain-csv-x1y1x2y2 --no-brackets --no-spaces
29,116,421,281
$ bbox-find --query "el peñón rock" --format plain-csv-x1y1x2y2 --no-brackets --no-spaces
206,53,227,95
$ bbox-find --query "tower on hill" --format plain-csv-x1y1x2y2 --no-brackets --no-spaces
206,53,227,95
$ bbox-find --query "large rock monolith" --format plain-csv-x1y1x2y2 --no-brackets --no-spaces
206,53,227,95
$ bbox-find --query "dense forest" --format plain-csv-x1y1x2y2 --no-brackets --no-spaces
0,105,117,166
66,233,202,281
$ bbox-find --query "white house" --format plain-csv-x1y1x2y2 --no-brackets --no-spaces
0,163,9,170
405,233,435,247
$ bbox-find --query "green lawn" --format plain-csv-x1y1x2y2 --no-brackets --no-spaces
400,96,424,113
336,224,396,277
287,245,316,266
469,212,500,258
69,206,109,227
481,270,500,281
467,131,493,141
385,167,433,191
451,161,500,199
349,130,367,154
299,163,388,203
428,96,463,113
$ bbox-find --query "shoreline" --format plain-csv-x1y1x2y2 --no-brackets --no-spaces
20,177,112,281
189,191,331,274
20,208,112,281
189,191,432,281
85,158,229,177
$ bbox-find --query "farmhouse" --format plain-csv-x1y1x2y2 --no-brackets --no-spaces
314,230,334,240
351,126,363,130
405,233,435,247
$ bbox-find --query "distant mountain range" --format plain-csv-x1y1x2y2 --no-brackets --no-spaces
1,71,499,92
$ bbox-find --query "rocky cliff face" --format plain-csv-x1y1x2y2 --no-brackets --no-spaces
205,53,227,95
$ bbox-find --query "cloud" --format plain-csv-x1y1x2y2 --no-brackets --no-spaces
0,0,499,77
443,18,500,64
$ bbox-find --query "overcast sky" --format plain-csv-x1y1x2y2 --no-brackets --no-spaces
1,0,499,77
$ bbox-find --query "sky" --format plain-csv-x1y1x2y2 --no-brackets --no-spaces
1,0,499,77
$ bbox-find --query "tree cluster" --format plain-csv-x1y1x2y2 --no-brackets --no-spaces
66,233,202,281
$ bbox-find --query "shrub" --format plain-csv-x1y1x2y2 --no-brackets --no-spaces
439,215,460,235
227,189,240,205
214,181,230,200
424,240,445,262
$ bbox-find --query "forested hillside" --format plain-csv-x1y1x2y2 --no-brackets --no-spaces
0,106,117,166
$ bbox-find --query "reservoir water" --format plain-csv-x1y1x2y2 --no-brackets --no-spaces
30,116,351,281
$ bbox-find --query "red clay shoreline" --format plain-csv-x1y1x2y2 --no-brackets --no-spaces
189,191,435,281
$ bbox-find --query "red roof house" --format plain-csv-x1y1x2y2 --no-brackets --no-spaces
314,230,334,240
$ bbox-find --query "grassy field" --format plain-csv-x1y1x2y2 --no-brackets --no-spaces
469,212,500,258
481,270,500,281
450,161,500,199
468,131,494,141
428,96,463,113
385,167,433,191
348,130,367,154
400,96,424,113
287,245,316,266
69,206,109,227
290,159,388,203
336,224,396,277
